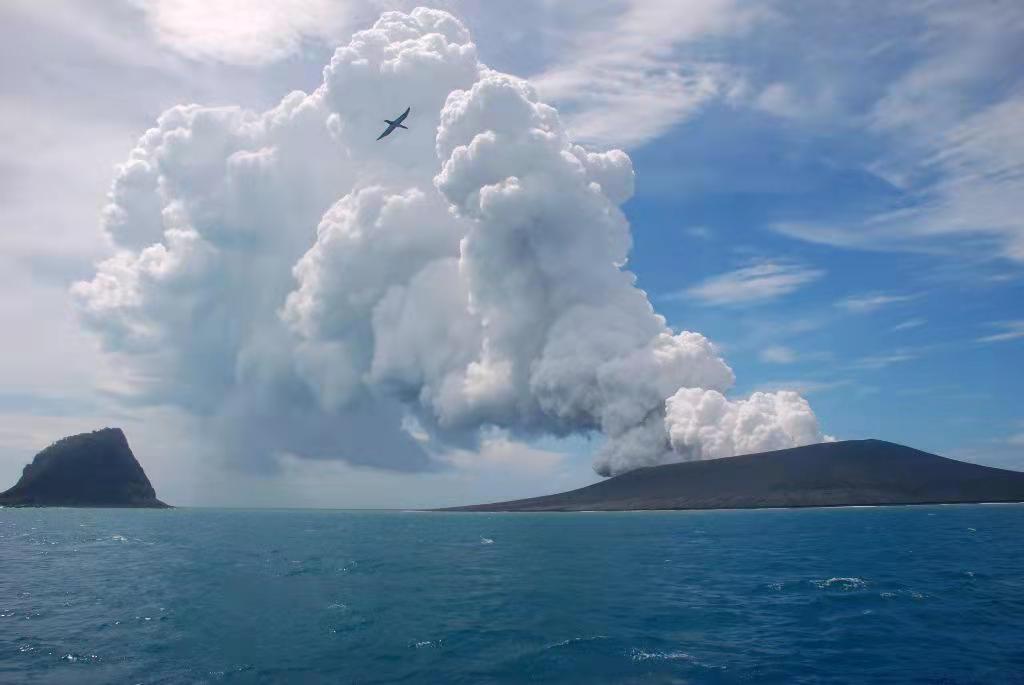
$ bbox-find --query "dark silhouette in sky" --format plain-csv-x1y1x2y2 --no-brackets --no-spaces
377,107,410,140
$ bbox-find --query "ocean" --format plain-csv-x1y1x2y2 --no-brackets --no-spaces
2,505,1022,684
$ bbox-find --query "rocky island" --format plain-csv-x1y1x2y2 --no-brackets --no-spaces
446,439,1024,511
0,427,168,508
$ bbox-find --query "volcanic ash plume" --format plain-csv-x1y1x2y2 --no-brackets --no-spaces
73,8,825,475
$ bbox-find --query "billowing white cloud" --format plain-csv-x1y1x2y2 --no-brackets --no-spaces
661,389,823,463
73,8,825,477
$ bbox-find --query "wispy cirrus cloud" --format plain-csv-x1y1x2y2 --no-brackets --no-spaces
531,0,762,148
976,321,1024,344
850,352,919,370
836,292,919,314
759,345,797,364
675,261,824,306
891,317,926,332
758,345,832,365
753,81,838,121
769,3,1024,264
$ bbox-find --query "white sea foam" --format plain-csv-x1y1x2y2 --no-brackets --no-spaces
480,537,494,545
630,648,697,662
61,652,100,663
547,635,608,649
412,639,442,649
812,577,867,590
629,648,724,669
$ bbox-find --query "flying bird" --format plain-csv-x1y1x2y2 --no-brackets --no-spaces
377,107,411,140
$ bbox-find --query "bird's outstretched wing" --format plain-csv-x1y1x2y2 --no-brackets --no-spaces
377,107,411,140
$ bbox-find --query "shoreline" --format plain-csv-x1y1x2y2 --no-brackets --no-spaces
436,498,1024,514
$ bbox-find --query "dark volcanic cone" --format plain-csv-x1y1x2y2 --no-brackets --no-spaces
444,439,1024,512
0,428,168,508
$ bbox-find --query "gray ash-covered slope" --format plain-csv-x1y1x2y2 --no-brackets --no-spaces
0,428,168,508
446,439,1024,512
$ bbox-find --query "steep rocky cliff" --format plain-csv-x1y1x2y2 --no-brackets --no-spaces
0,428,168,508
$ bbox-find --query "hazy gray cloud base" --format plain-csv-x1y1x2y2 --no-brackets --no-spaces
74,8,825,476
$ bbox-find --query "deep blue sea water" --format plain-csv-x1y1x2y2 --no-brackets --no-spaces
2,505,1023,684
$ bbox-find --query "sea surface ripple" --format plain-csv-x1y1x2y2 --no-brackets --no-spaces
2,505,1023,683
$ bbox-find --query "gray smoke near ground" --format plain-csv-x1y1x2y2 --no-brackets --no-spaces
73,8,826,475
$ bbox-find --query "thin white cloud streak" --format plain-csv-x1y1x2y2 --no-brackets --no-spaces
850,352,918,370
759,345,797,364
836,292,919,313
677,262,824,306
976,321,1024,344
892,317,926,332
769,220,935,254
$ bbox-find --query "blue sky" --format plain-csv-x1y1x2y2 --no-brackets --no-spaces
0,1,1021,506
612,1,1024,468
625,109,1024,466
